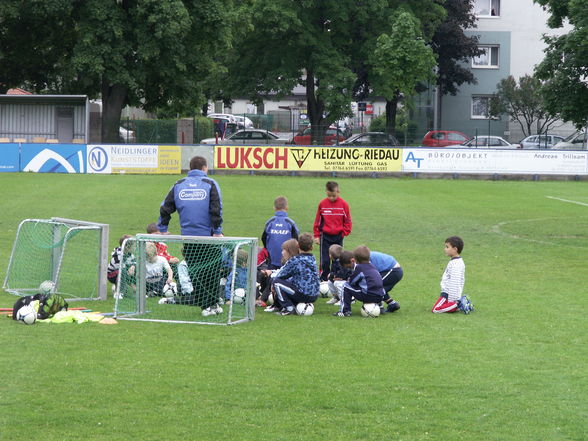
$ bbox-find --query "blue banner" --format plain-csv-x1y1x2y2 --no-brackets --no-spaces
20,144,87,173
0,143,20,172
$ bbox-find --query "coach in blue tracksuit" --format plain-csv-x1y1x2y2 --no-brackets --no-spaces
157,156,223,312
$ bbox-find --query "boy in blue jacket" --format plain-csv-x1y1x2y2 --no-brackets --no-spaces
334,245,385,317
272,233,320,316
369,251,403,313
262,196,299,269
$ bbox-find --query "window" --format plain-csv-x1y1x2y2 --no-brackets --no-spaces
471,96,491,119
448,133,467,142
474,0,500,17
473,46,499,68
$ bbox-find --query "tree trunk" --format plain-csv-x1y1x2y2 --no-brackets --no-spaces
306,70,326,144
385,93,399,136
101,79,128,143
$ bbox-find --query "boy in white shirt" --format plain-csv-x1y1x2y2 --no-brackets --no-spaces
431,236,473,314
145,242,173,296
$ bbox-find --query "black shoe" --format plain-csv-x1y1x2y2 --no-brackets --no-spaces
386,302,400,313
278,308,295,316
332,310,352,317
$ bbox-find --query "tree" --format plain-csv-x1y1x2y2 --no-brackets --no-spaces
491,75,560,137
367,10,437,135
534,0,588,128
0,0,234,142
429,0,482,128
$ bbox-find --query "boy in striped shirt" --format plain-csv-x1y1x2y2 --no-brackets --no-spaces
432,236,473,314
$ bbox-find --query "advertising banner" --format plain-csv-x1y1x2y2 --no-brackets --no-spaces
21,144,86,173
87,145,181,174
215,145,402,172
0,143,20,172
402,148,588,175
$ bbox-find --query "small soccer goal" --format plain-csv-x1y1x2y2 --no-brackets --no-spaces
114,234,258,325
3,218,110,301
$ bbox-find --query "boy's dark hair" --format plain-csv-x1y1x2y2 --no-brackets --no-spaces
445,236,464,254
119,234,132,246
326,181,339,192
298,233,314,252
353,245,371,263
329,244,343,259
146,223,159,234
190,156,207,170
274,196,288,210
339,250,354,265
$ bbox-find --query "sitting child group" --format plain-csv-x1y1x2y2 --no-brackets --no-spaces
107,181,473,317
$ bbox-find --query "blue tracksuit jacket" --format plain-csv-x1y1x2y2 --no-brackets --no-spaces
262,211,299,268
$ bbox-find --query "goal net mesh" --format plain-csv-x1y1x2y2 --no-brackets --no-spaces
3,219,108,301
114,234,257,325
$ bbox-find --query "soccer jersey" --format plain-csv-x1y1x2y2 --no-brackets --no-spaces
440,257,465,302
313,197,352,238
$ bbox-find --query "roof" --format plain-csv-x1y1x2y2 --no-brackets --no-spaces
0,94,88,105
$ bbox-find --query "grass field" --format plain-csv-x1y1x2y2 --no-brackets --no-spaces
0,173,586,441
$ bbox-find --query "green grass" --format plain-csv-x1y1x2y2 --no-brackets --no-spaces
0,173,587,441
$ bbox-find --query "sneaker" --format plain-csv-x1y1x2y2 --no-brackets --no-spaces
333,300,341,306
264,305,279,313
201,307,215,317
326,298,339,304
213,305,224,314
386,301,400,313
458,296,471,314
277,308,295,316
332,310,352,317
158,297,176,305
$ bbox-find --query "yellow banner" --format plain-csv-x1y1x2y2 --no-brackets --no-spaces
215,146,402,172
109,145,182,174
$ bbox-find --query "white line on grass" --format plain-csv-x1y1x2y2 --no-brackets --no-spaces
546,196,588,207
490,217,587,248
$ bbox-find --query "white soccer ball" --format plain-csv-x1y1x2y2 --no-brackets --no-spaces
39,280,55,294
295,302,315,316
360,303,381,318
233,288,246,304
319,281,330,297
16,304,37,325
162,282,177,298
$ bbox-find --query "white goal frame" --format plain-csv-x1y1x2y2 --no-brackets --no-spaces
3,217,109,301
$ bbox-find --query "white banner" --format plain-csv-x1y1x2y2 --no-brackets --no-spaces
402,148,588,175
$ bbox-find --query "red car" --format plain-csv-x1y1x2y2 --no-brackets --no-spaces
291,127,346,145
422,130,470,147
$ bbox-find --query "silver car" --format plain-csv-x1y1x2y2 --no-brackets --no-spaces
552,131,587,150
447,136,519,148
519,134,564,149
199,129,290,145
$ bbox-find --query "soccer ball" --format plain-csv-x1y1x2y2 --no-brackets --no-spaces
319,281,330,297
360,303,381,318
162,282,177,298
16,305,37,325
39,280,55,295
233,288,246,304
295,303,315,316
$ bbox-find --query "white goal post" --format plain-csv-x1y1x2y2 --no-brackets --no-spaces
3,217,109,301
114,234,258,325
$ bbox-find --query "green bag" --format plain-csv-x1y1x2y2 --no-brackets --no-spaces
37,294,69,319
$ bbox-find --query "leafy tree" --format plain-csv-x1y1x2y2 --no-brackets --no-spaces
0,0,233,142
491,75,559,137
368,10,437,135
431,0,482,125
534,0,588,128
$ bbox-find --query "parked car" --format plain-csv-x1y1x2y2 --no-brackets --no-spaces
207,113,237,123
552,131,587,150
447,136,519,149
290,127,346,145
422,130,470,147
199,129,290,145
519,134,564,149
232,115,254,128
340,132,399,147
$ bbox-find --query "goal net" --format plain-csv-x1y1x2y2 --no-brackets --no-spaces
3,218,110,301
114,234,258,325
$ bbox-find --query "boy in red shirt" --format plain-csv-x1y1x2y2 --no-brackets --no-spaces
313,181,352,281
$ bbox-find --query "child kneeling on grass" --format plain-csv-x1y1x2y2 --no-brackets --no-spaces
431,236,473,314
270,233,320,316
334,245,384,317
